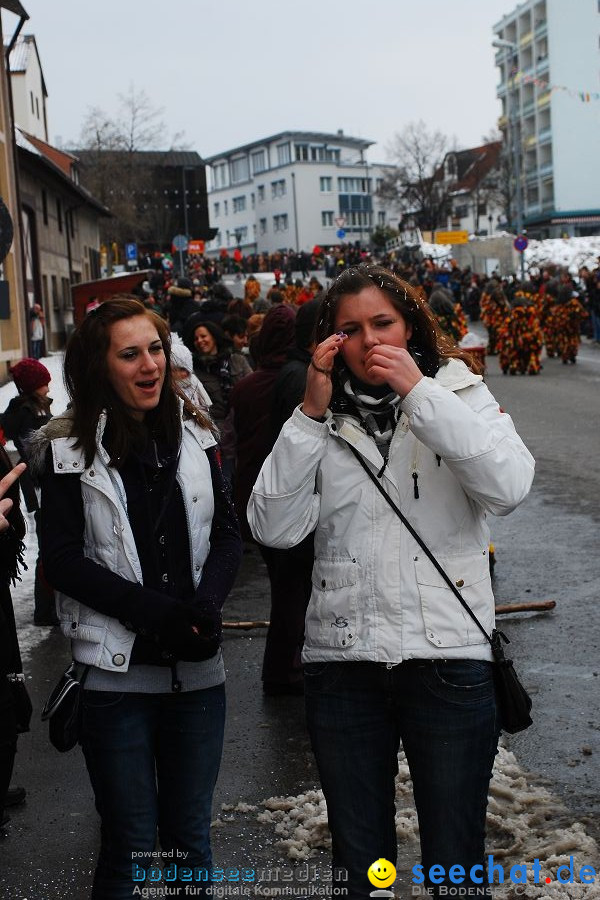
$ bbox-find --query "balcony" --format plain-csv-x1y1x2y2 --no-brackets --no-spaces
538,92,551,107
521,100,536,117
526,202,542,215
539,162,553,178
536,55,549,73
524,134,537,148
520,30,533,46
525,168,539,183
538,128,552,145
534,20,548,38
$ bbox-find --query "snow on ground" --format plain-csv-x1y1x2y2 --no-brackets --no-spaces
1,353,68,663
218,744,599,898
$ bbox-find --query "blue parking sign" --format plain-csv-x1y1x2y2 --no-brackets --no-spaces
125,242,138,261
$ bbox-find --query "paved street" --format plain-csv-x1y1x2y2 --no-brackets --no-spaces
0,338,599,899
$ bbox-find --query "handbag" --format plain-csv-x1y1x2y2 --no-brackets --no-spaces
41,662,89,752
7,673,33,734
346,445,533,734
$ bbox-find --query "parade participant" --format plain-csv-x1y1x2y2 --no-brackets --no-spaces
35,298,242,899
248,265,535,899
497,285,543,376
480,281,509,355
555,285,587,364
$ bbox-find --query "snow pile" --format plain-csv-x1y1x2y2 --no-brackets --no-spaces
524,237,600,275
218,744,599,898
420,241,452,261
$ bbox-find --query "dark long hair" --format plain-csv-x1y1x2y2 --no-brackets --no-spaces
64,296,210,466
315,265,482,398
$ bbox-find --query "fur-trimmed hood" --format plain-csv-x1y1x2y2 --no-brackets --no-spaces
27,410,76,480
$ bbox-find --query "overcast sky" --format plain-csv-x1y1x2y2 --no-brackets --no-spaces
4,0,512,162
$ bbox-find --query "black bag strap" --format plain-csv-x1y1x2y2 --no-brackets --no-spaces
346,443,506,656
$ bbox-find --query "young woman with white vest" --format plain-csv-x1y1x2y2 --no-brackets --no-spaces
248,265,535,899
34,298,242,899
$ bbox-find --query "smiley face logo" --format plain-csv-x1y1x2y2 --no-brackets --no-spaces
367,858,397,889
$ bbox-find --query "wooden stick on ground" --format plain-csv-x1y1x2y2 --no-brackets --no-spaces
495,600,556,615
223,601,557,630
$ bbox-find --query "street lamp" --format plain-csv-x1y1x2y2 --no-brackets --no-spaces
493,38,526,277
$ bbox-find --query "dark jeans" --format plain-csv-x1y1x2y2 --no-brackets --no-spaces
305,660,500,900
259,535,314,687
81,683,225,899
0,678,17,824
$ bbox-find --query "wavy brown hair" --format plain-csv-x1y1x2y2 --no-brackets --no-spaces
316,265,483,389
64,296,211,466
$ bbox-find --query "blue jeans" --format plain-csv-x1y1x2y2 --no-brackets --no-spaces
305,660,500,899
81,684,226,899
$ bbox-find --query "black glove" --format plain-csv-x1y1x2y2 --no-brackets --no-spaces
159,603,220,662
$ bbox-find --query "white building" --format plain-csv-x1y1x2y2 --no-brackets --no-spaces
204,131,393,256
6,34,48,142
494,0,600,238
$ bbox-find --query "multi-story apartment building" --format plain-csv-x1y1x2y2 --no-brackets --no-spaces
205,131,393,256
494,0,600,238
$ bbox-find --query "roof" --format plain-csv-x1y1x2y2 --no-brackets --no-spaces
446,142,502,194
205,130,373,163
74,149,207,168
6,34,47,97
16,129,110,216
0,0,28,17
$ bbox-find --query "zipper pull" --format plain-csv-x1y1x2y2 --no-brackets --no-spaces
412,471,420,499
436,454,442,467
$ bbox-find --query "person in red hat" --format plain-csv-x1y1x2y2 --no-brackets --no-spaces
1,358,56,625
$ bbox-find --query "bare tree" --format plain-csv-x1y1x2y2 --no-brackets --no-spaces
75,87,187,250
377,121,454,232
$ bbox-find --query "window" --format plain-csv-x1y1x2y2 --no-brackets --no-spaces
320,176,333,192
273,214,289,232
257,185,265,202
68,208,76,239
35,97,40,119
454,204,468,219
251,150,267,174
214,202,220,217
259,218,267,235
277,143,291,166
477,203,487,216
346,211,371,227
212,162,228,189
30,91,34,113
251,193,255,209
41,274,48,307
321,211,334,227
295,144,309,161
223,200,228,215
377,211,386,226
51,274,59,311
62,277,72,310
232,195,246,213
230,156,249,184
338,177,370,193
41,190,48,225
271,179,286,199
56,198,63,233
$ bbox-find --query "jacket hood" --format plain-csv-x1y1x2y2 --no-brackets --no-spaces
27,410,75,479
254,304,296,369
435,357,483,391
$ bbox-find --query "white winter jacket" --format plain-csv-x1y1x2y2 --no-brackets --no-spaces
248,359,535,663
48,410,217,672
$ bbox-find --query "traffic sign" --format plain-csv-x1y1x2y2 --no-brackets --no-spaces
125,242,138,261
336,229,346,239
434,230,469,245
335,217,346,228
187,240,205,255
513,235,528,252
172,234,188,252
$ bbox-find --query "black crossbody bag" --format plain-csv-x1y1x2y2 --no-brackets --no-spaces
347,444,533,734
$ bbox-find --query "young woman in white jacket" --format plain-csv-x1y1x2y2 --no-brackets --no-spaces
248,265,534,899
